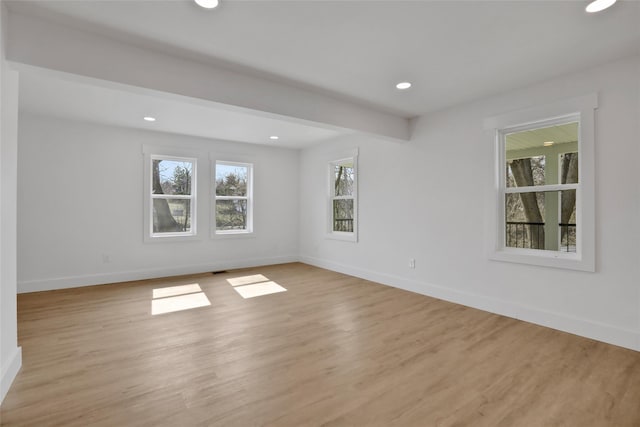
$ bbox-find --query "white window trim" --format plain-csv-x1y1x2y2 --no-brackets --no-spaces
327,148,359,242
484,94,597,272
212,157,254,239
143,146,199,242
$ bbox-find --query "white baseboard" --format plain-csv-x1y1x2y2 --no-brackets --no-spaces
299,255,640,352
18,255,299,293
1,346,22,404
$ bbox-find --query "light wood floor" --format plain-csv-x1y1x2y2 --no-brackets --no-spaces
1,263,639,426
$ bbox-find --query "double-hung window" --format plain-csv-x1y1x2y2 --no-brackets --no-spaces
214,161,253,235
148,155,197,238
328,151,358,241
503,117,579,251
487,94,596,271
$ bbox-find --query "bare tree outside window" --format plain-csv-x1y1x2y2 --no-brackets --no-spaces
331,160,355,233
151,158,194,234
215,162,252,233
506,156,546,249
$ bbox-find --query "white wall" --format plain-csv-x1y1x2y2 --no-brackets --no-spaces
0,1,22,404
299,55,640,351
17,115,300,292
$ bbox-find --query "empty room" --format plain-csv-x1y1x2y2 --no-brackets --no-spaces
1,0,639,425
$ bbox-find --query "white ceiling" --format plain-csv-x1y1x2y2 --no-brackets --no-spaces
9,0,640,146
18,70,345,149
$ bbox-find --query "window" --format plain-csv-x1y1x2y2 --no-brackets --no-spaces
504,120,578,252
486,94,596,271
214,161,253,235
148,155,196,238
328,150,358,241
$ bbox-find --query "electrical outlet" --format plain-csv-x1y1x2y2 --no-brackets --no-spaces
409,258,415,269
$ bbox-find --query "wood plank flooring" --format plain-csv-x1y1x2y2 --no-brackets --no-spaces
1,263,639,426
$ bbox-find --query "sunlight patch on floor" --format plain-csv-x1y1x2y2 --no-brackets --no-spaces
153,283,202,299
227,274,269,287
226,274,287,299
233,281,287,299
151,283,211,315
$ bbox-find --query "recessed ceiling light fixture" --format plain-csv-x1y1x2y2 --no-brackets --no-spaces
585,0,616,13
143,116,156,122
396,82,412,90
269,135,279,140
195,0,219,9
543,141,554,147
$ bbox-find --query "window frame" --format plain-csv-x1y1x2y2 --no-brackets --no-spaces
143,151,198,242
485,94,596,271
327,149,358,242
213,160,254,238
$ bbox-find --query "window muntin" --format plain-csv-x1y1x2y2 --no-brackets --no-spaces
501,117,579,253
215,161,253,234
150,156,196,237
329,155,357,239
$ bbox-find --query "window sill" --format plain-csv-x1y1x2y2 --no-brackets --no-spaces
145,233,200,243
326,232,358,242
212,231,256,240
490,248,594,272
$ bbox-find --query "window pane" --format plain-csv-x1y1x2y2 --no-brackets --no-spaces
333,162,354,196
560,152,579,184
560,189,577,252
333,199,354,232
153,199,191,233
216,199,248,231
505,121,578,187
505,190,577,252
505,192,546,250
152,159,193,195
506,156,545,188
216,164,248,197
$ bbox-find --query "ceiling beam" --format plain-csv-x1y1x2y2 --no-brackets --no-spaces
6,11,410,142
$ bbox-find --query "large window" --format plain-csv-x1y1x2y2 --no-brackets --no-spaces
214,161,253,235
504,119,578,252
328,151,358,241
486,94,596,271
149,155,196,238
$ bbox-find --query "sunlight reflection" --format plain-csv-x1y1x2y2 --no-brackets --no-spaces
153,283,202,299
227,274,270,287
233,281,287,299
151,292,211,315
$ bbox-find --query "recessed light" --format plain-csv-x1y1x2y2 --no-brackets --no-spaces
396,82,412,90
586,0,616,13
543,141,554,147
269,136,279,140
195,0,219,9
143,116,156,122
